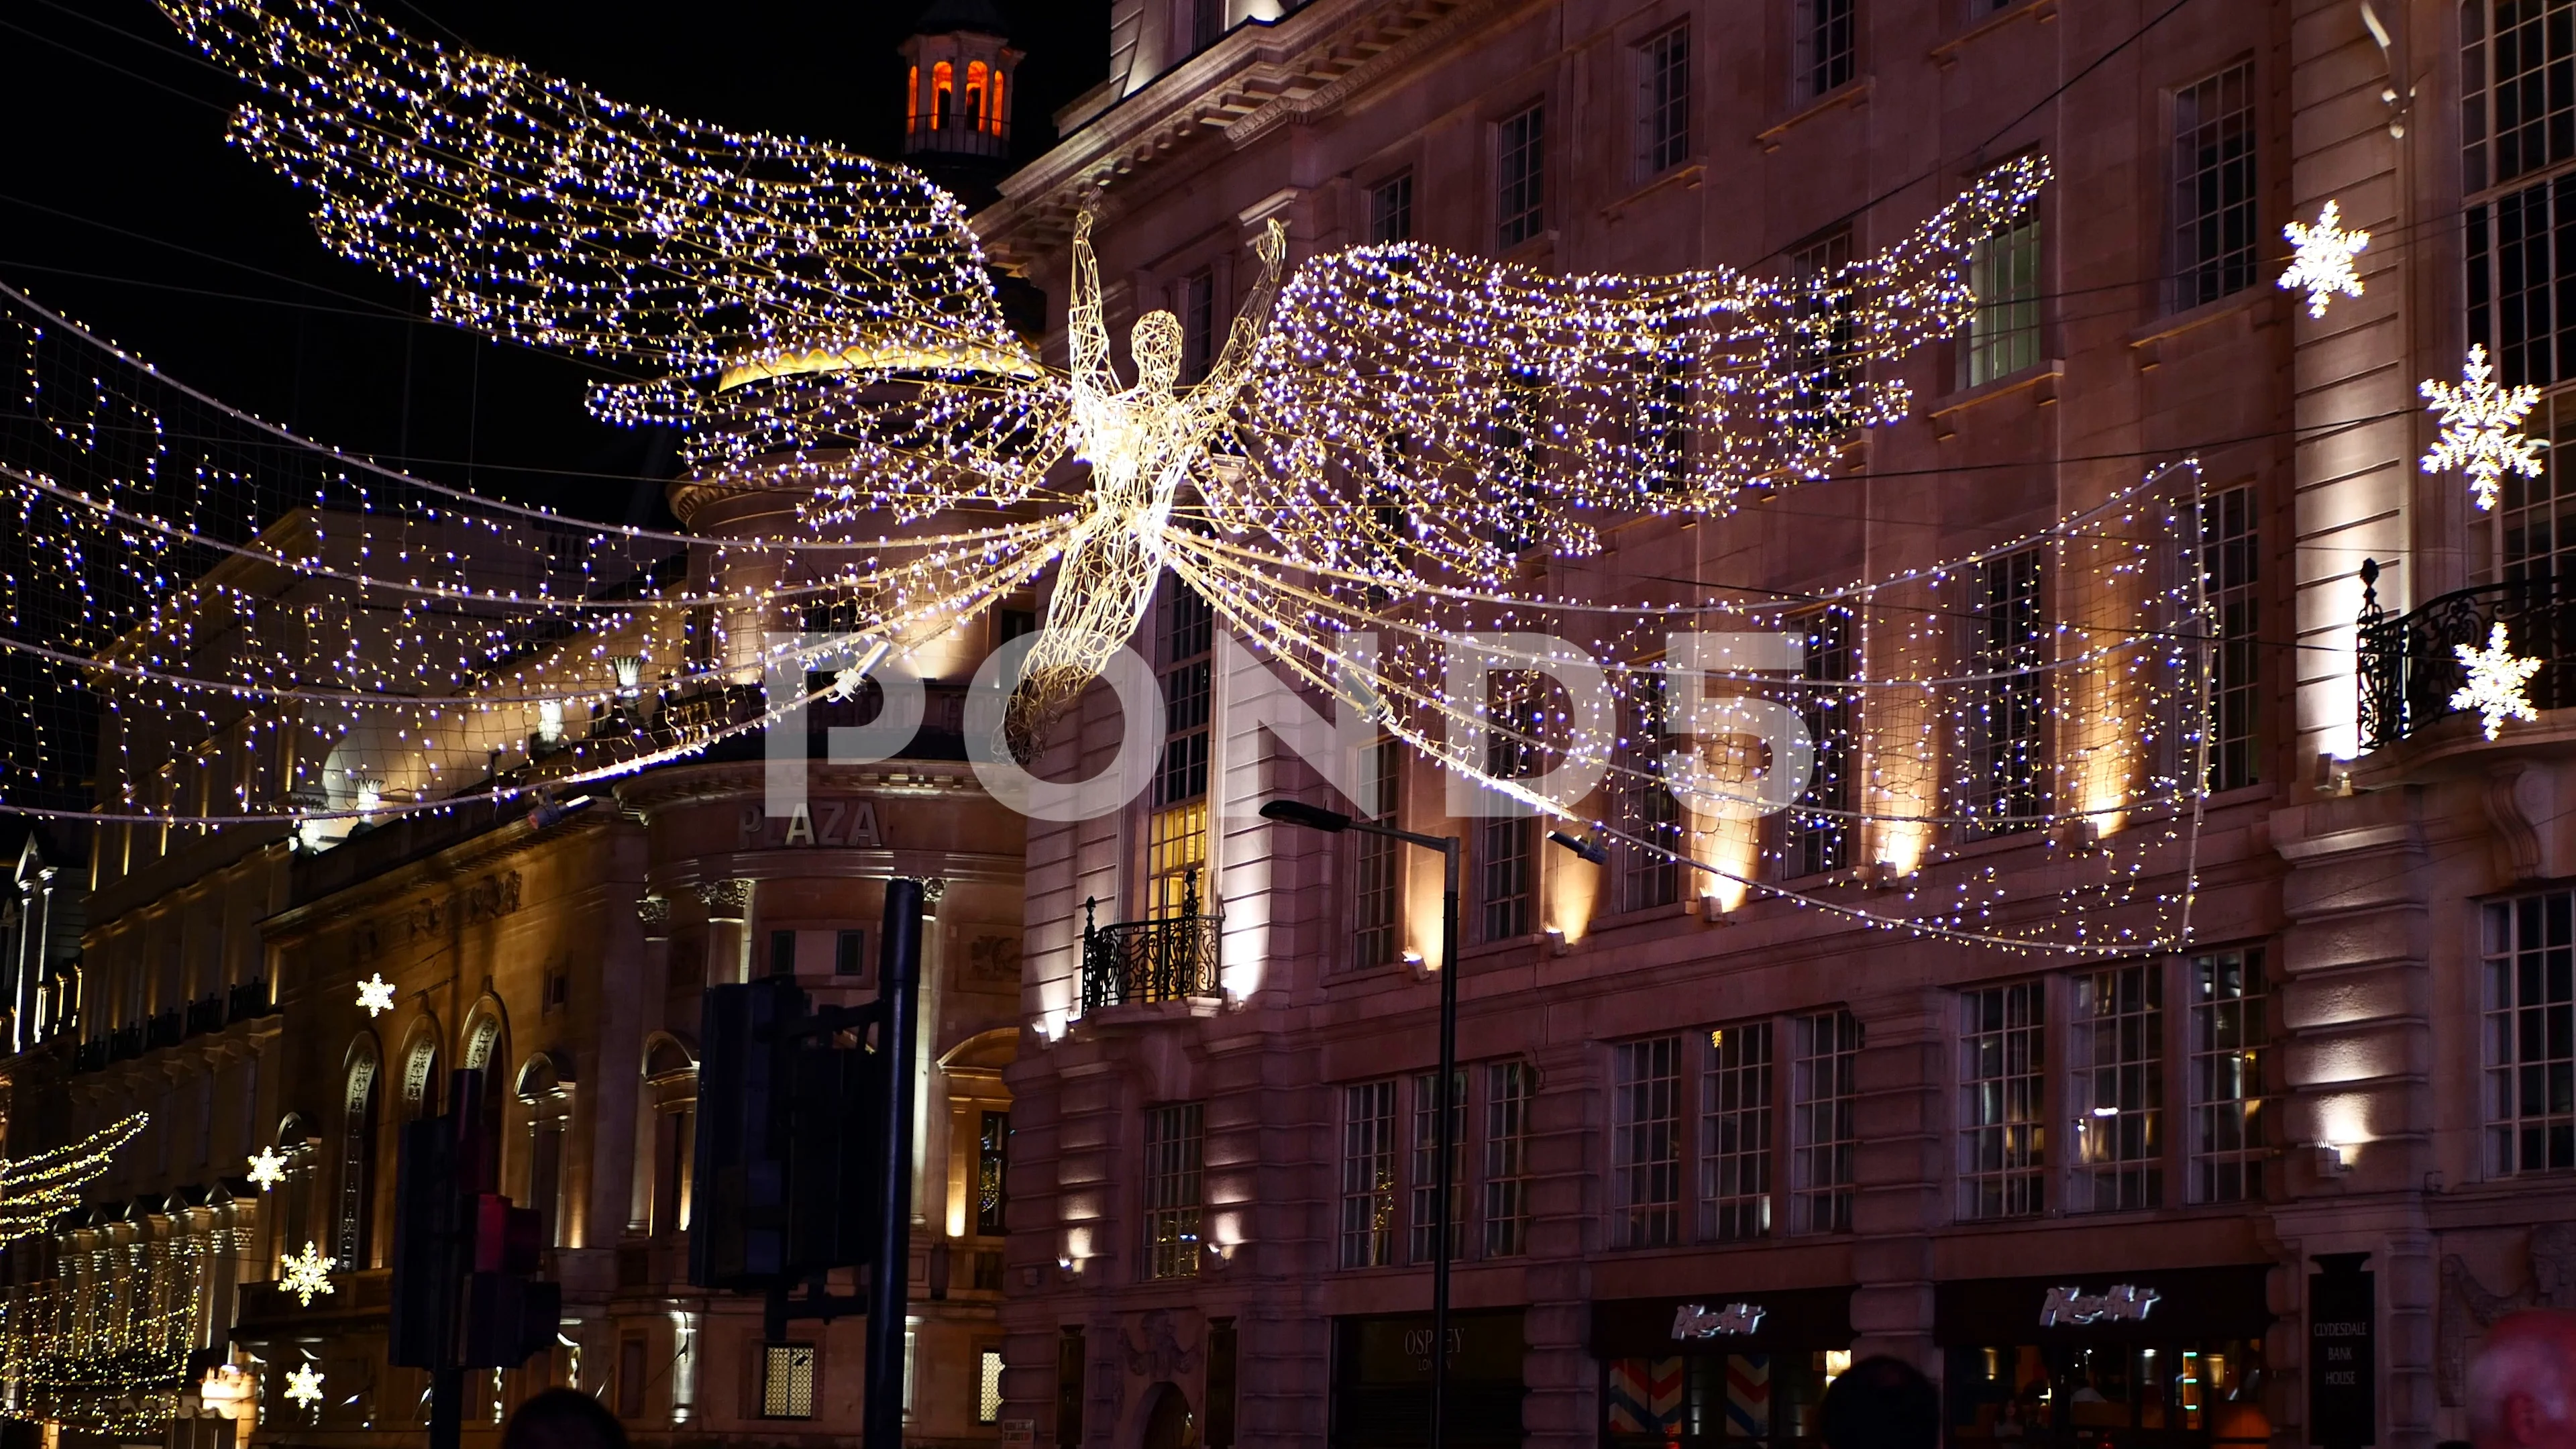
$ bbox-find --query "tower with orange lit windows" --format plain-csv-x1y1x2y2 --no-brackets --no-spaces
901,0,1020,203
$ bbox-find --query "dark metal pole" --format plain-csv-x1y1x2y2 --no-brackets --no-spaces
1432,839,1460,1449
863,879,924,1449
429,1368,464,1449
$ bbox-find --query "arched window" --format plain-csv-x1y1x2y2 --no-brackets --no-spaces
907,64,920,133
400,1034,439,1122
516,1052,574,1250
987,68,1006,136
932,60,954,130
643,1034,698,1238
965,62,987,136
336,1045,380,1269
276,1114,314,1265
463,1013,505,1187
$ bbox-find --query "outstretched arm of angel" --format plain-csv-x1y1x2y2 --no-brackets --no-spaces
1068,212,1118,396
1189,218,1289,423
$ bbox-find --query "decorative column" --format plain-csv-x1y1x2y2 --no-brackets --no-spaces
697,879,753,986
627,894,671,1236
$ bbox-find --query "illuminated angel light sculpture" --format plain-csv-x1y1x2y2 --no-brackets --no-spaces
0,1114,148,1246
161,0,2050,713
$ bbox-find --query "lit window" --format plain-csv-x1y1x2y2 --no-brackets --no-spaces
1638,27,1690,177
1148,579,1213,922
2070,963,2163,1212
2485,894,2576,1176
1701,1023,1773,1242
977,1110,1010,1237
1790,1008,1860,1234
1409,1070,1464,1263
932,60,954,131
1338,1081,1396,1269
1615,673,1679,913
1959,980,2045,1220
2199,484,2259,792
761,1344,816,1419
2171,63,2257,311
1786,228,1856,439
1784,608,1856,877
1352,738,1402,969
1960,186,2041,388
1143,1103,1205,1278
978,1348,1004,1424
1483,1061,1534,1257
1968,549,2049,835
2190,947,2267,1203
1612,1036,1683,1246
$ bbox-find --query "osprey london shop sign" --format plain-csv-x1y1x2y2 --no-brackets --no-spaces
2309,1253,2375,1449
2037,1284,2161,1326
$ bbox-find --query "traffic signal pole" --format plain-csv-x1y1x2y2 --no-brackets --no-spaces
863,879,922,1449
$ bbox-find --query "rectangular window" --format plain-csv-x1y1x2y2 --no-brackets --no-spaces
2190,947,2267,1203
1479,678,1541,942
2466,181,2576,393
1369,172,1414,244
1638,27,1692,177
1055,1328,1085,1448
1617,674,1680,913
1613,1036,1684,1247
2070,962,2163,1213
2485,892,2576,1175
1968,548,2049,835
1483,1060,1534,1257
1701,1023,1774,1242
1143,1102,1205,1278
978,1348,1005,1424
1340,1081,1397,1269
1497,105,1546,250
1179,268,1216,386
2200,484,2261,790
1786,608,1856,877
1960,194,2042,389
1790,1008,1860,1234
767,929,797,979
1786,229,1857,438
761,1344,817,1419
2464,0,2576,193
2502,397,2576,577
1352,738,1403,969
1792,0,1856,105
2171,62,2258,311
835,928,866,977
1960,979,2046,1220
977,1110,1010,1236
1637,334,1692,496
1150,579,1215,919
1191,0,1226,54
1494,365,1548,551
1409,1071,1465,1263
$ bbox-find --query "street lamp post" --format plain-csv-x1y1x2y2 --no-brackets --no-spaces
1260,798,1459,1449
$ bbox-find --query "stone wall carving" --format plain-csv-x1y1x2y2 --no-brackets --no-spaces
2438,1223,2576,1403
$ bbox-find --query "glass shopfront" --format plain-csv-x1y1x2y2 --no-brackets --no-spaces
1330,1308,1526,1449
1938,1266,2273,1449
1593,1286,1856,1449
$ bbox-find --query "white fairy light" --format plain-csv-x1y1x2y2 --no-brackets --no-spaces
283,1363,325,1410
2422,344,2544,511
246,1145,288,1190
2277,199,2368,319
355,973,396,1017
2451,622,2543,740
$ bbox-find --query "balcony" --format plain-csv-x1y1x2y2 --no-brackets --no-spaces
144,1010,183,1052
70,1038,106,1074
184,995,224,1038
1080,885,1221,1012
2358,565,2576,751
227,977,274,1024
108,1025,142,1062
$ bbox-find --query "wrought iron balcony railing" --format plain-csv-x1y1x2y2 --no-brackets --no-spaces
227,977,274,1024
183,996,224,1038
145,1010,183,1051
108,1024,142,1061
2357,560,2576,751
70,1038,106,1074
1079,879,1220,1011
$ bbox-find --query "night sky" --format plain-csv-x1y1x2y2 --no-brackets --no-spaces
0,1,1110,529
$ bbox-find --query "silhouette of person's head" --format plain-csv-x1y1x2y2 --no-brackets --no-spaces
1821,1355,1941,1449
2473,1311,2576,1449
502,1388,627,1449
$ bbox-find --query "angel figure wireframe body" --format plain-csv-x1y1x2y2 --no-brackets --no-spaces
1021,214,1287,720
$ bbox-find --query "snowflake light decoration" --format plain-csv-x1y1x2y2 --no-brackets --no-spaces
2277,199,2368,318
2422,345,2545,511
355,973,395,1018
280,1240,337,1305
282,1362,324,1410
246,1146,287,1191
2451,622,2544,739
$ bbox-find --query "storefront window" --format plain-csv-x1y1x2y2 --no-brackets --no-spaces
1607,1351,1839,1447
1946,1340,2268,1449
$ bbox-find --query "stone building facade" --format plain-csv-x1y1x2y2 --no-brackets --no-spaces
973,3,2574,1449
